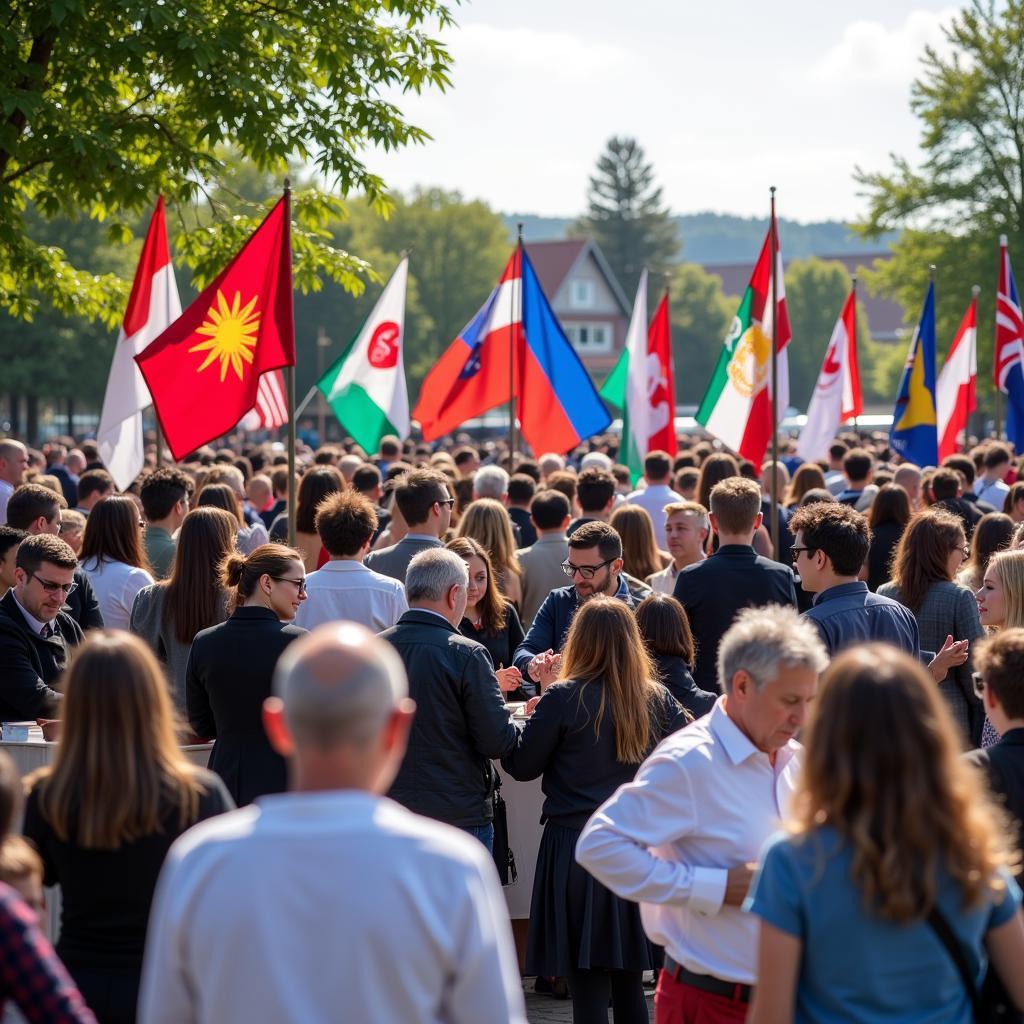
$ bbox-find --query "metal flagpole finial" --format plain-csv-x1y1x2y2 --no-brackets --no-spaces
517,222,524,244
929,264,936,281
283,177,291,195
972,284,981,297
851,274,858,294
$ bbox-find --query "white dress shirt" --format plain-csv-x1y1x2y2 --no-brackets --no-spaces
294,558,408,633
10,591,53,635
0,480,12,526
575,698,801,985
646,563,680,595
138,791,526,1024
79,557,155,632
625,483,684,548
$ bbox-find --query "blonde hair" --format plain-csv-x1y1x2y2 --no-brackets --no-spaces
456,499,521,577
989,548,1024,629
557,596,660,764
30,632,208,849
610,505,665,580
790,645,1015,921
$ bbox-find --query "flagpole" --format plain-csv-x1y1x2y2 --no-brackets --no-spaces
768,186,780,560
283,178,297,548
971,283,981,446
155,419,164,469
851,276,859,435
293,384,318,422
508,225,522,465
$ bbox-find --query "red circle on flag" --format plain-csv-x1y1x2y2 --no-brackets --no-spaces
367,322,401,368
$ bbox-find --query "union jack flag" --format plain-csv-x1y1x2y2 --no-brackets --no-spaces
996,235,1024,449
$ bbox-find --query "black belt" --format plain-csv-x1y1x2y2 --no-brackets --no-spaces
662,955,752,1004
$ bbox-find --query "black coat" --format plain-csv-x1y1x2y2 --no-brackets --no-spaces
459,607,529,700
0,591,81,720
64,567,104,632
186,606,306,806
380,610,519,828
509,506,537,548
673,544,798,692
653,653,716,720
967,728,1024,883
866,519,905,592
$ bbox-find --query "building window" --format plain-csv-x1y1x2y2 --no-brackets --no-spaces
566,321,612,354
570,279,595,309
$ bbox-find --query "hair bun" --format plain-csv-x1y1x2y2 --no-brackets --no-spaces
220,552,247,588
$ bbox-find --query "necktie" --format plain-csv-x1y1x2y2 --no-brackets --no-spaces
39,623,53,639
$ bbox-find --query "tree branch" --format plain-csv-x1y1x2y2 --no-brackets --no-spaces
0,27,58,178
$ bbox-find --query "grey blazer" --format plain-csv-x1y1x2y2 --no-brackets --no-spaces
516,534,570,627
364,536,442,584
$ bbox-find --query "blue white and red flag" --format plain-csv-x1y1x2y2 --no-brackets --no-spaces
413,247,610,451
996,235,1024,450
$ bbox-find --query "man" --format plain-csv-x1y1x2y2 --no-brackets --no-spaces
365,469,451,584
824,440,849,495
45,444,79,508
352,462,391,540
648,502,708,595
138,622,526,1024
506,473,537,548
516,489,572,627
514,521,651,688
835,448,876,510
675,467,699,502
6,484,103,631
0,440,28,526
65,448,87,481
0,526,26,599
72,468,113,516
296,491,407,632
453,446,480,478
245,473,273,523
79,440,103,472
626,451,684,549
892,463,923,509
930,466,982,537
944,453,996,513
577,605,828,1024
260,468,290,532
538,452,565,481
975,443,1013,509
567,467,616,535
0,534,82,720
674,478,797,691
379,550,518,846
472,464,509,502
140,468,193,580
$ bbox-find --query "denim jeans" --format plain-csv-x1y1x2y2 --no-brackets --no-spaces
461,823,494,852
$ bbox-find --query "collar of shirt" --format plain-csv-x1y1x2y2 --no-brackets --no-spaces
255,789,383,825
10,591,54,635
707,698,799,770
403,533,439,543
317,559,369,573
575,573,631,606
813,580,868,606
231,606,280,622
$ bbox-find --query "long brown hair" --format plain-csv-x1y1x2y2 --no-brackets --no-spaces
964,512,1015,584
790,645,1014,921
610,505,666,580
697,452,739,512
635,593,695,667
445,536,508,633
557,596,660,764
220,543,302,614
79,495,150,572
868,482,912,529
784,464,827,507
889,508,965,612
457,499,521,577
30,632,209,848
195,482,244,526
296,467,345,534
162,507,237,645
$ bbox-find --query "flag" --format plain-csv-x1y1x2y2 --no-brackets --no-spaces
413,246,610,452
696,213,790,464
996,235,1024,450
96,198,181,489
252,370,288,430
317,256,410,453
136,195,295,461
936,292,978,461
890,279,939,467
600,277,677,484
795,288,861,462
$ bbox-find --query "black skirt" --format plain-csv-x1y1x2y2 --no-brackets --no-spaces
525,821,655,976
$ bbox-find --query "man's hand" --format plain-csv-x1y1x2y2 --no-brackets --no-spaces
928,635,969,682
534,652,562,691
723,863,758,907
496,665,524,693
527,650,554,683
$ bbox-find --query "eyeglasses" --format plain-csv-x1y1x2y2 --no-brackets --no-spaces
561,557,613,580
790,546,817,564
972,671,986,700
270,575,307,595
30,574,77,596
435,497,456,508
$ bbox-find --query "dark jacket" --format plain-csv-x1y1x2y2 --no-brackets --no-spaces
63,567,104,632
967,728,1024,882
48,464,79,508
803,581,920,658
513,574,651,678
380,610,518,827
501,677,687,828
260,499,286,532
761,498,793,565
508,506,537,548
186,607,306,806
673,545,798,691
866,519,905,592
653,653,716,720
0,591,81,720
459,607,529,700
932,497,984,538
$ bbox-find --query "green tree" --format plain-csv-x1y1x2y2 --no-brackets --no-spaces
573,137,679,298
667,263,735,405
0,0,455,324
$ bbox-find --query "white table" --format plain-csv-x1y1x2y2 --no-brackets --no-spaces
497,764,544,920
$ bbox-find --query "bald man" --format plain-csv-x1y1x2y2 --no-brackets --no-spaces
0,441,28,526
139,623,526,1024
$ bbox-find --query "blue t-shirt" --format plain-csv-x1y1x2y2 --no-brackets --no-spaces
747,827,1021,1023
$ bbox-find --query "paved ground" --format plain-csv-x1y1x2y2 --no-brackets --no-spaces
522,978,656,1022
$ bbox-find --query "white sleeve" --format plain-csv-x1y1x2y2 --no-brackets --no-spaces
575,751,729,916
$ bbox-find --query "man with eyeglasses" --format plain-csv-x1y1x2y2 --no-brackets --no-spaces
0,534,82,720
512,521,650,691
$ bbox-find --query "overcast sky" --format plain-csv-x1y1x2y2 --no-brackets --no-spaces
364,0,960,223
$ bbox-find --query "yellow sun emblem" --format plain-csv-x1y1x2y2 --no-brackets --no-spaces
189,289,260,382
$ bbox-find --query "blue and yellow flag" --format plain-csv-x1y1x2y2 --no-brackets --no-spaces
890,280,938,467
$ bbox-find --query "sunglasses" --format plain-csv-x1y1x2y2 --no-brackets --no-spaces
30,573,77,596
270,575,307,596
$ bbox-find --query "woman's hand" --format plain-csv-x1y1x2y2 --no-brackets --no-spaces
525,695,543,716
928,634,969,682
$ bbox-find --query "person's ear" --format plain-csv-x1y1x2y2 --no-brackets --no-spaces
13,567,26,587
612,557,624,575
447,582,460,610
381,699,416,760
709,512,720,536
730,669,750,698
984,683,1000,715
753,511,764,531
262,697,295,756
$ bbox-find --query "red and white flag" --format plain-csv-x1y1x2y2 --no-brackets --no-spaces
936,291,978,461
97,198,181,489
796,288,862,461
253,370,288,429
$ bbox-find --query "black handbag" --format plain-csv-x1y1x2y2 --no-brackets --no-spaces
491,774,517,887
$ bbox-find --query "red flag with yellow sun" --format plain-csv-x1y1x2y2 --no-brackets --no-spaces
136,195,295,459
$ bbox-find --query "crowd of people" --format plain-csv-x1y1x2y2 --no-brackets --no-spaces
0,427,1023,1022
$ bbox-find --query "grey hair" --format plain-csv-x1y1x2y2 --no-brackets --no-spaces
538,453,566,475
405,548,468,603
717,604,828,693
473,465,509,499
273,623,408,748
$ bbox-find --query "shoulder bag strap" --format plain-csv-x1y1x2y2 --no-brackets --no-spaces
926,906,983,1021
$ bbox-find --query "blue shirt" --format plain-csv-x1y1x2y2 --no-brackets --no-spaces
802,581,920,658
748,827,1020,1023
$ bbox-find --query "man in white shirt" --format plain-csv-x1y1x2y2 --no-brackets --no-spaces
576,605,828,1024
647,502,708,595
975,443,1013,508
0,440,28,526
625,451,683,549
138,621,526,1024
295,490,407,632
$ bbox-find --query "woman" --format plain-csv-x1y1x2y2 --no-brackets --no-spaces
445,537,527,700
186,544,307,805
270,466,344,570
634,593,715,718
784,463,827,509
1005,481,1024,523
130,507,237,708
23,632,234,1024
196,481,268,555
866,483,912,591
976,548,1024,747
78,496,154,631
958,512,1014,593
456,498,522,606
879,509,984,744
502,597,686,1024
696,451,739,513
747,644,1024,1024
609,505,668,581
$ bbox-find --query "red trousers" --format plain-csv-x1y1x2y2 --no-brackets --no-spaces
654,970,750,1024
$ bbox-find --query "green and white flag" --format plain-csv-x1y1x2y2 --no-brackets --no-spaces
317,256,409,453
